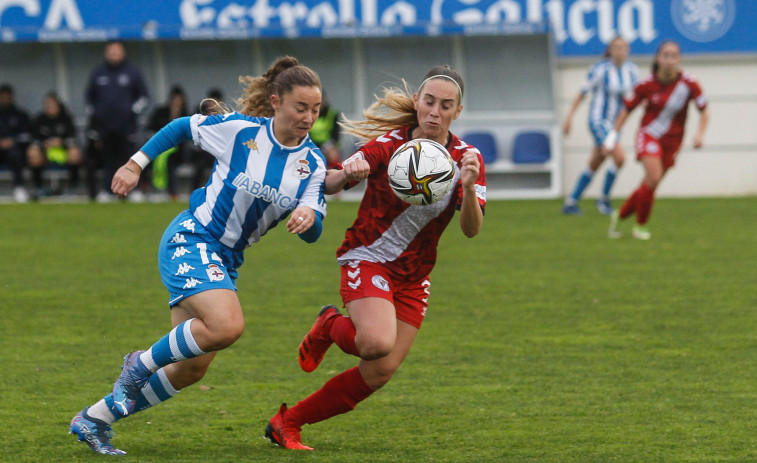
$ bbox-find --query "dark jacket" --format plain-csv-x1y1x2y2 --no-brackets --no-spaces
0,103,31,147
85,59,149,135
31,106,77,148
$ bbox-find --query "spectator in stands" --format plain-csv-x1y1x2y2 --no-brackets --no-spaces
0,84,32,202
606,40,708,240
147,84,189,200
562,37,639,216
309,90,341,169
190,87,224,191
84,40,150,202
26,92,82,198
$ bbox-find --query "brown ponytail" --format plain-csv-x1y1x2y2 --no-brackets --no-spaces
237,56,321,117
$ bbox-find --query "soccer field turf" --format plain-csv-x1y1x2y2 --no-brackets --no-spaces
1,197,755,462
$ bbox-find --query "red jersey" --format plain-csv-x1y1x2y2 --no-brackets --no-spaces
624,71,707,140
335,126,486,280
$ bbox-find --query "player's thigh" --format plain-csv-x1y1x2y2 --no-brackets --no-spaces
170,291,242,328
346,297,397,353
640,155,665,187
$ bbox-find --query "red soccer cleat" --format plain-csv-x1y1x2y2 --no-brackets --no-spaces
298,305,341,373
264,403,313,451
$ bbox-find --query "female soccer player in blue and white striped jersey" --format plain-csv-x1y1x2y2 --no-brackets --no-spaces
562,37,639,216
70,56,345,455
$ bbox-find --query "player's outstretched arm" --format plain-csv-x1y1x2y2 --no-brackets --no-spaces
111,157,143,198
693,106,709,149
324,158,370,194
459,150,483,238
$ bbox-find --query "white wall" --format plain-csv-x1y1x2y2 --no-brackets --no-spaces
557,55,757,198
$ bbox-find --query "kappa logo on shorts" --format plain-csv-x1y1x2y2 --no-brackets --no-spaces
183,277,202,289
206,264,225,282
170,233,187,243
175,262,195,276
179,219,196,233
172,246,191,260
372,275,390,292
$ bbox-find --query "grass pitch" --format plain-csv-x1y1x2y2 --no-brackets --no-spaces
1,197,756,462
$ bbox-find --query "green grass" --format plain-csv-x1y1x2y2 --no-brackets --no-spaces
1,197,756,462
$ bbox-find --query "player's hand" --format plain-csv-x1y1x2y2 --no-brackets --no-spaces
342,158,370,182
562,119,572,136
287,206,315,234
601,129,618,157
693,133,704,149
111,160,141,198
460,149,480,188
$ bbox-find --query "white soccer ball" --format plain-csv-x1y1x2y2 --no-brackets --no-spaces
387,139,456,205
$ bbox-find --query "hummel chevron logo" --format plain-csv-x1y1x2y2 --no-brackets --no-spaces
347,269,360,279
348,278,361,289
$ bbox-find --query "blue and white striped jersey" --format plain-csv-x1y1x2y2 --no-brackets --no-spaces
187,112,327,251
581,59,639,127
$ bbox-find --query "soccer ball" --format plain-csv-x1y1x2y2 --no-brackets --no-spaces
387,139,456,205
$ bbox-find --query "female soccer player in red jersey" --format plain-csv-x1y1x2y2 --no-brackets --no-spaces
604,40,709,240
264,65,486,450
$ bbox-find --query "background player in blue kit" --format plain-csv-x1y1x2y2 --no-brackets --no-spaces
70,56,334,455
562,37,638,216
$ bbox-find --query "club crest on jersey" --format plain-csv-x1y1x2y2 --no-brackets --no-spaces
293,159,311,179
206,264,225,282
372,275,390,292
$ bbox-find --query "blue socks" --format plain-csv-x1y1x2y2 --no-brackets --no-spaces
602,163,618,199
86,319,205,426
139,318,206,372
568,168,594,203
96,368,180,424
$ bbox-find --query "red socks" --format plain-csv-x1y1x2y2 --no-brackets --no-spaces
635,183,655,225
330,314,359,356
286,366,375,427
620,183,656,225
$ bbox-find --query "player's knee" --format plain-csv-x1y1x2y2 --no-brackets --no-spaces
357,334,395,360
364,365,399,390
646,175,662,189
206,321,245,350
183,365,209,385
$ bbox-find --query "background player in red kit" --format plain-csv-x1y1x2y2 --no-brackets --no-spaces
264,65,486,450
604,40,708,240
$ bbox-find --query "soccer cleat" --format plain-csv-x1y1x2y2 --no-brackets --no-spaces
596,198,614,215
70,407,126,455
112,350,150,417
561,204,581,216
298,305,341,373
607,209,622,239
265,403,313,451
632,225,651,240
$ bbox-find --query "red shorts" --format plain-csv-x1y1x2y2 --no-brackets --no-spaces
635,131,682,169
339,261,430,329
